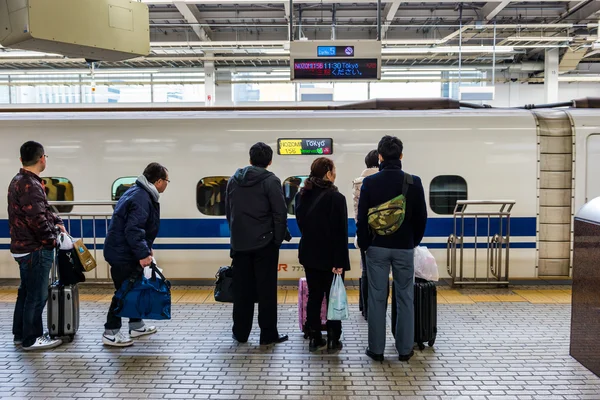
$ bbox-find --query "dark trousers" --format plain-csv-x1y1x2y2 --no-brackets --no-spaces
105,262,143,331
13,249,54,347
232,243,280,342
360,250,369,318
304,267,343,340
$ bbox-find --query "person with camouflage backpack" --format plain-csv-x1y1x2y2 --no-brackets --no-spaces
356,135,427,362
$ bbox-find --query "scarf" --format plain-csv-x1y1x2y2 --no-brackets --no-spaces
136,174,160,202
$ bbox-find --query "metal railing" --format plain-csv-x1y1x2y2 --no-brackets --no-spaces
446,200,515,287
49,201,116,280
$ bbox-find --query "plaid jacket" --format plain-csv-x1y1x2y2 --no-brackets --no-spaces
7,169,63,254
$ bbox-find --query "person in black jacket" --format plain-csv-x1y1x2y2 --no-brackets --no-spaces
357,135,427,362
295,157,350,353
225,142,290,345
102,163,169,347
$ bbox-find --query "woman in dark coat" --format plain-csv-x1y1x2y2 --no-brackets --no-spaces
295,157,351,353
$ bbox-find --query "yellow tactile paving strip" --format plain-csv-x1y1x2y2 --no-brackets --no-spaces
0,287,573,304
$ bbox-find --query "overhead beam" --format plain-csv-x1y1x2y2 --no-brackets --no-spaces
174,2,212,41
381,0,401,38
283,1,290,21
482,0,510,21
143,0,568,4
559,47,589,73
567,0,600,23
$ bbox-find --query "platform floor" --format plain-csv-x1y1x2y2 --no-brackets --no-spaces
0,285,575,306
0,285,598,400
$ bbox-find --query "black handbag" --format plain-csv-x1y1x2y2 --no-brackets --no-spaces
214,265,234,303
57,248,86,285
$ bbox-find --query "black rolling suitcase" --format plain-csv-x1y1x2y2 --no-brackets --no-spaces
391,277,437,351
47,249,81,343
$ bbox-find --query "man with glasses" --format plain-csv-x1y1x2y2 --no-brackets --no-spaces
102,162,169,347
8,141,65,350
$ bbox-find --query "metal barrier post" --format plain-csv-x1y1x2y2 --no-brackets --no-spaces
446,200,515,287
49,200,117,281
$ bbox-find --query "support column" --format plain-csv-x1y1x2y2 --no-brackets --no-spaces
204,54,215,106
508,75,521,107
215,70,233,106
544,48,559,104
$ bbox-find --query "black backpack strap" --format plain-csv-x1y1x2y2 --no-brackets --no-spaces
305,191,328,218
402,173,413,198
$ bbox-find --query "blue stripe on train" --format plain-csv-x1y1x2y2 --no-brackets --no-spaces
0,217,536,239
0,242,536,251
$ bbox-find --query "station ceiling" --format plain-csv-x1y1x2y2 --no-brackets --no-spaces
0,0,599,76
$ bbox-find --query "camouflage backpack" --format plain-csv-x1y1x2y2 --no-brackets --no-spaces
367,173,413,236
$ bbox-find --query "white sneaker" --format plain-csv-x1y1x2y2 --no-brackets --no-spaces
130,325,157,338
22,335,62,351
102,331,133,347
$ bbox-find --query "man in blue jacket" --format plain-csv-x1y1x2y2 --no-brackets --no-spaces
357,136,427,362
102,163,169,347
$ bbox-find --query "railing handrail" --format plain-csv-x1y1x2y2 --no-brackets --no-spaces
48,200,117,206
453,199,516,216
455,200,516,205
55,212,114,217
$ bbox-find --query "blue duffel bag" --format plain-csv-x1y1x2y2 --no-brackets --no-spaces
114,263,171,320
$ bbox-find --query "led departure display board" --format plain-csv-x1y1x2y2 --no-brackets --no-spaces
293,58,378,80
277,139,333,155
290,40,381,81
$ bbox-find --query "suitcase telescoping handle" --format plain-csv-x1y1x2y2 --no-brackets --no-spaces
51,227,62,284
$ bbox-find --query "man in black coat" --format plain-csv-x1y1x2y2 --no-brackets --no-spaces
225,142,289,345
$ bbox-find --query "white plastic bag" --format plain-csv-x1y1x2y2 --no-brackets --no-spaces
144,257,164,279
327,274,349,321
58,233,75,250
414,246,439,281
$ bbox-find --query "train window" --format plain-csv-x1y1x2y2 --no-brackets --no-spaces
112,177,137,204
283,176,309,215
197,176,229,216
429,175,468,215
41,177,74,213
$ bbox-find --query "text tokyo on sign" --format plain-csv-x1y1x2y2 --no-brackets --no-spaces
292,58,378,80
277,138,334,155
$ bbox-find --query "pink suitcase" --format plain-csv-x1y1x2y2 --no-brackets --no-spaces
298,277,328,338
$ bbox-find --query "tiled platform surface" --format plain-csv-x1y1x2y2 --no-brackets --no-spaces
0,284,599,400
0,284,576,305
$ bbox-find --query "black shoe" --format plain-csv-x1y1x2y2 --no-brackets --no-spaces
398,350,414,362
365,348,384,362
309,337,327,352
260,334,288,345
232,333,247,343
327,338,343,353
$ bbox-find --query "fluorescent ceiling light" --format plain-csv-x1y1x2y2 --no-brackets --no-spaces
506,36,573,42
382,46,515,54
0,50,63,58
558,76,600,82
150,40,287,47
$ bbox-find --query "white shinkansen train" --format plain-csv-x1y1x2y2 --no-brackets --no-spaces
0,99,598,281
